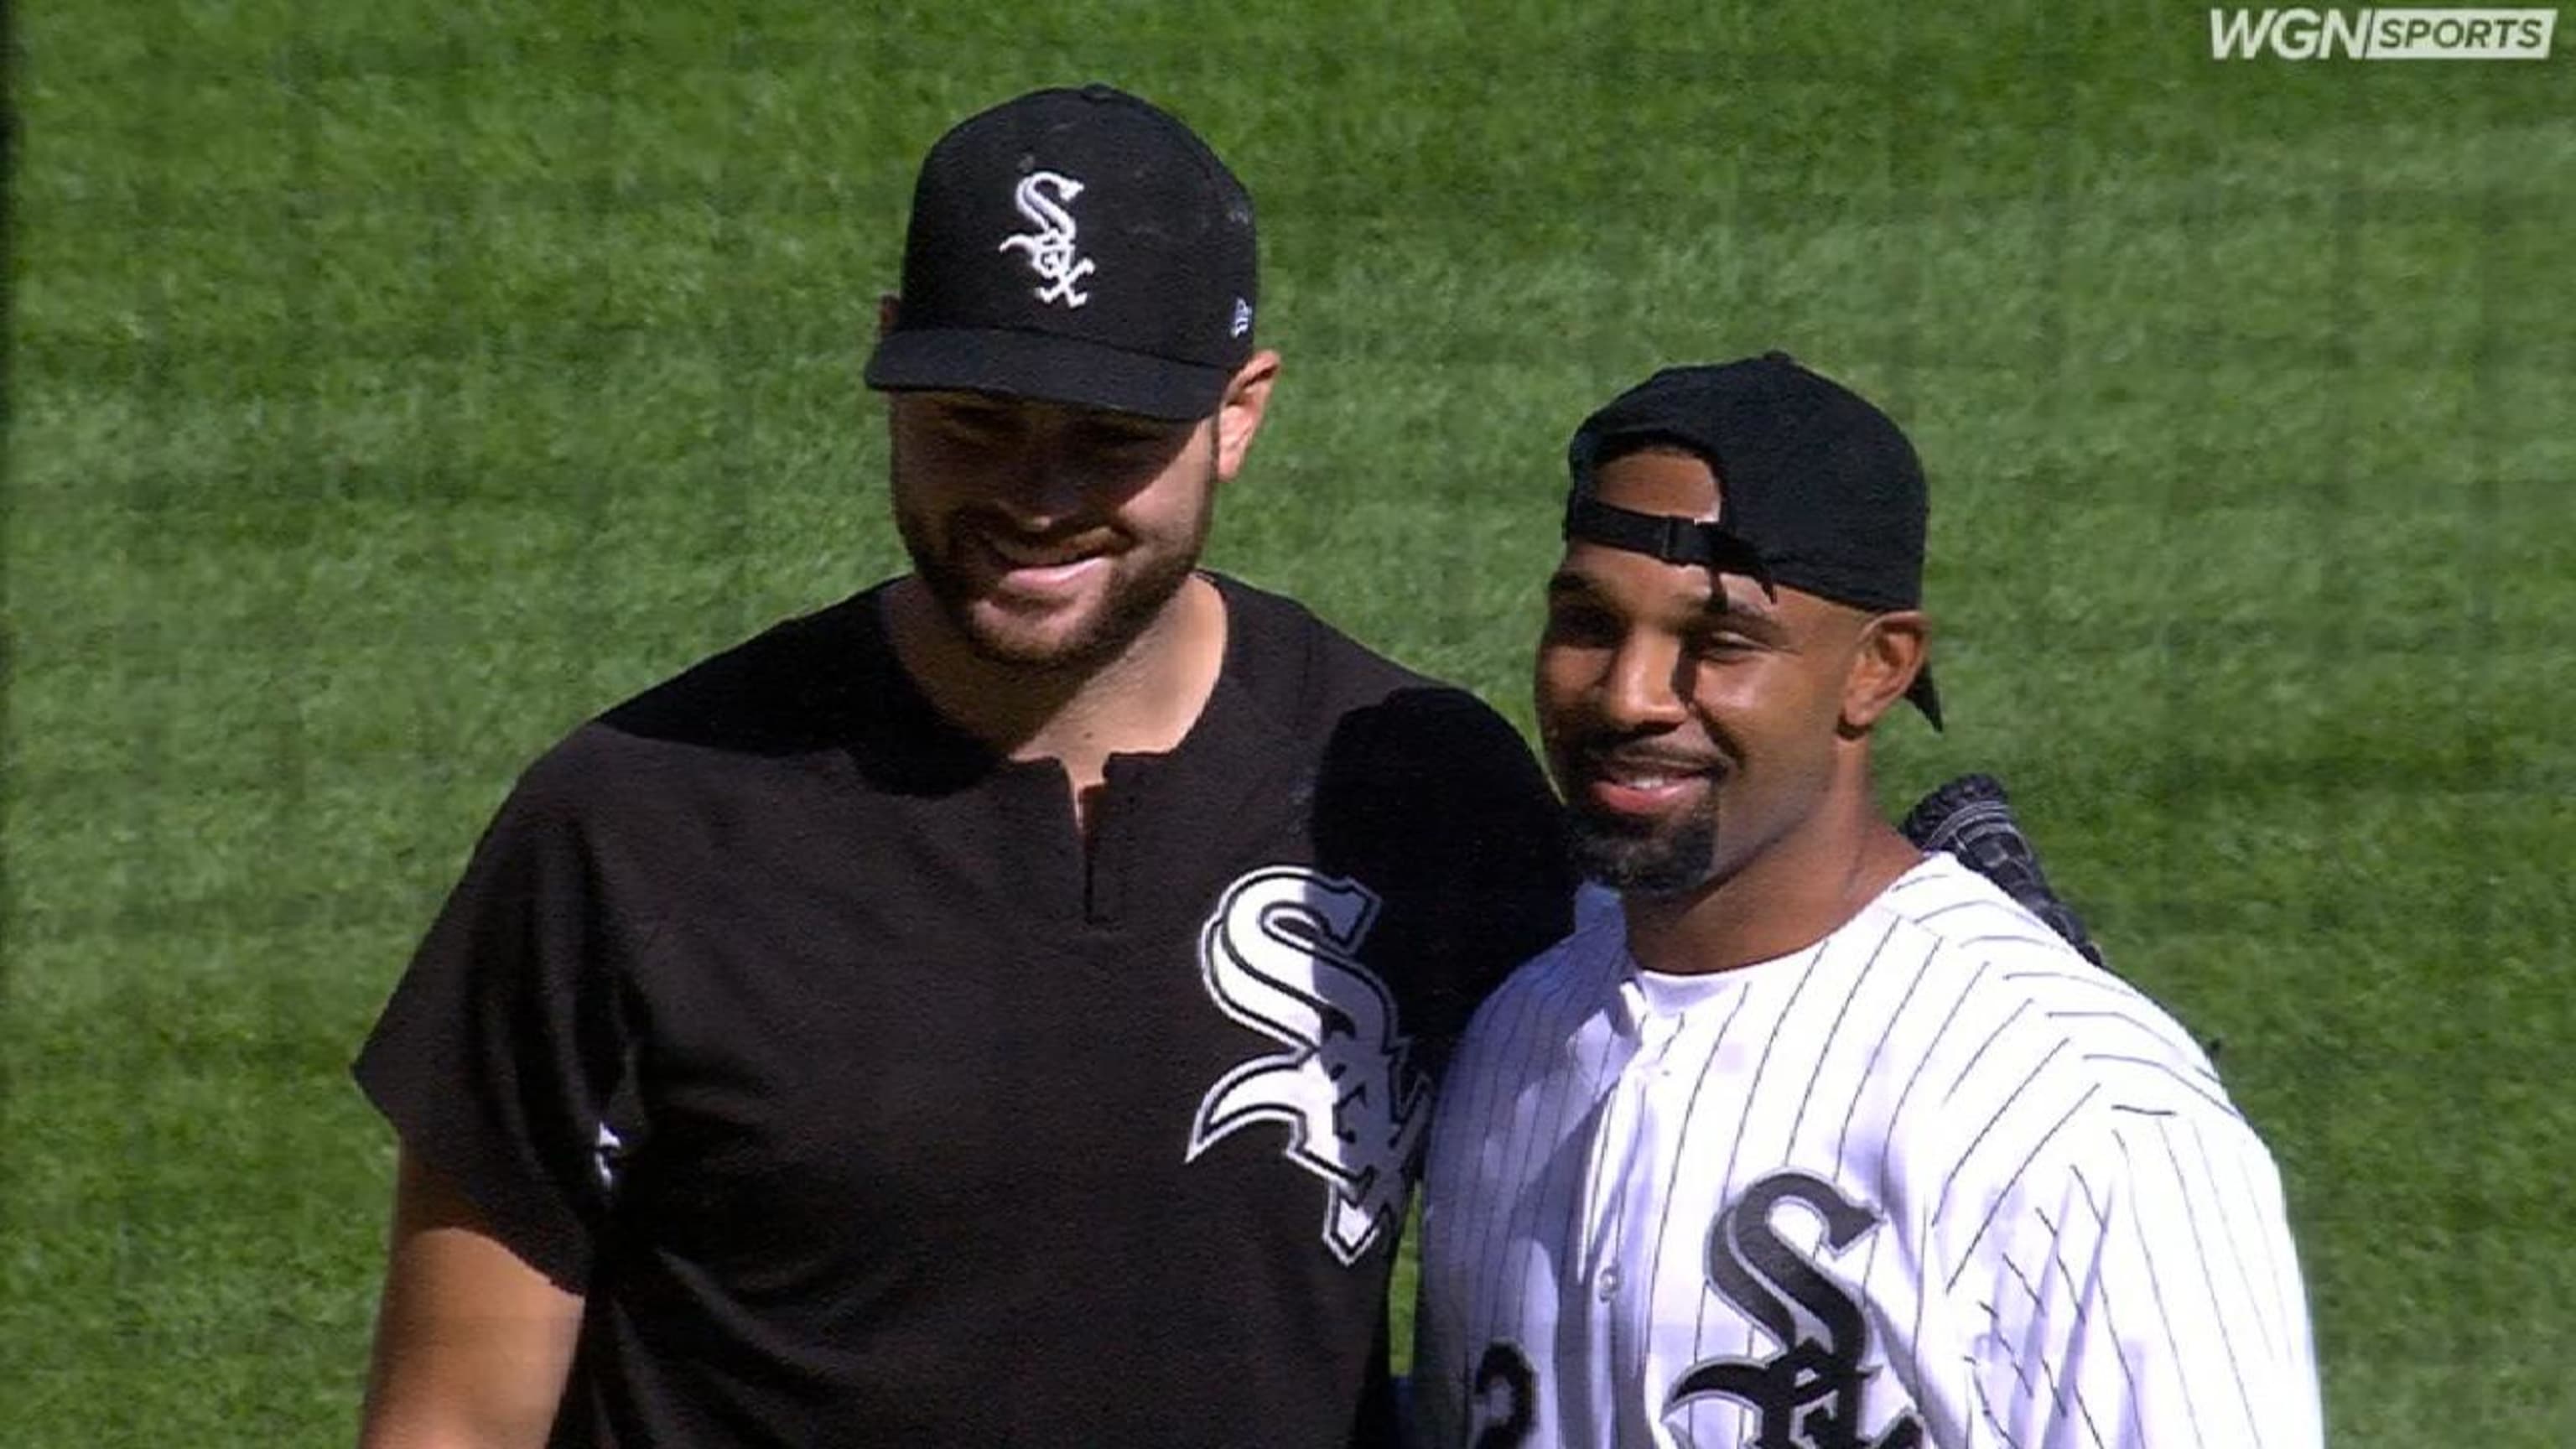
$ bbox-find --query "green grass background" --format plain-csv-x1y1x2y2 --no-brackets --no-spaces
8,0,2572,1441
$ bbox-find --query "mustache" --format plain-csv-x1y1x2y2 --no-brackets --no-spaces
956,512,1123,549
1562,737,1730,775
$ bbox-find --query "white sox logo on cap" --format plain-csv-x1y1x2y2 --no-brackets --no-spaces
997,170,1095,308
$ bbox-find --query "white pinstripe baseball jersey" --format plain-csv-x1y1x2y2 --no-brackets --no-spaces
1415,852,2322,1449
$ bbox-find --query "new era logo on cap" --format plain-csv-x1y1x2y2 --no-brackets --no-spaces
865,84,1259,422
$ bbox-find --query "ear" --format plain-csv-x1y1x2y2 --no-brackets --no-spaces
1212,349,1281,481
1840,610,1929,732
876,293,901,338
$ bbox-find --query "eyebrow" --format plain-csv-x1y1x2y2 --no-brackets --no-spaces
922,393,1017,422
1702,602,1789,644
925,395,1184,444
1545,569,1786,636
1706,589,1784,626
1072,413,1184,439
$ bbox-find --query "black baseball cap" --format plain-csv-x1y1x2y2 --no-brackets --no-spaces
1564,352,1944,729
864,84,1259,423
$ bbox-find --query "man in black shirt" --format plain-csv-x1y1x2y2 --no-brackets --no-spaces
353,85,1571,1447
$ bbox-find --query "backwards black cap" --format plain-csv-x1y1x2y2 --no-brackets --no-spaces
1565,352,1944,729
864,84,1259,423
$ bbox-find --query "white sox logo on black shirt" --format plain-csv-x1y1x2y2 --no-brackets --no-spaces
1669,1171,1926,1449
1187,866,1426,1265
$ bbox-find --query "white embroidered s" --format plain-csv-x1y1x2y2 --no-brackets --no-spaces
1187,866,1429,1265
996,170,1097,308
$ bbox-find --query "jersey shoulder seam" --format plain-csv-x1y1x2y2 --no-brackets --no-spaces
1912,929,2234,1124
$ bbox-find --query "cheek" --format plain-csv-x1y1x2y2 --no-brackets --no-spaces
1135,480,1202,536
1693,658,1841,750
887,435,965,514
1685,661,1770,722
1774,666,1856,767
1533,645,1600,722
1125,457,1222,541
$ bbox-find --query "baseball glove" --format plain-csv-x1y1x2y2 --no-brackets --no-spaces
1899,773,2106,968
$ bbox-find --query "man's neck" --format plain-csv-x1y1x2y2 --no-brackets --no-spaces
885,574,1229,813
1622,798,1923,976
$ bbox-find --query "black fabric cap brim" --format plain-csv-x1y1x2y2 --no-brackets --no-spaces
865,328,1232,422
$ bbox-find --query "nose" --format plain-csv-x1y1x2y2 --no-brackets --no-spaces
1596,632,1690,731
1021,454,1089,522
993,438,1093,527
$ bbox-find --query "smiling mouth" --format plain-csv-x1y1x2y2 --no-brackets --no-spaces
968,530,1120,593
980,530,1109,567
1572,748,1725,817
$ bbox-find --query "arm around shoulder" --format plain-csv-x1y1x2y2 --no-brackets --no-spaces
357,1150,584,1449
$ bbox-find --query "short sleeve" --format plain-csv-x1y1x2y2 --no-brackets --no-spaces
353,753,654,1291
1970,1110,2324,1449
1311,687,1575,1059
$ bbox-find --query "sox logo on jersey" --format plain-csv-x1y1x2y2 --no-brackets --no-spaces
996,170,1095,308
1670,1171,1924,1449
1416,855,2325,1449
1187,866,1427,1265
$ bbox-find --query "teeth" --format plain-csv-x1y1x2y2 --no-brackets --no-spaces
985,535,1097,569
1592,757,1718,789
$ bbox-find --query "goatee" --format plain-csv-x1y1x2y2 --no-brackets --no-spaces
1565,806,1720,897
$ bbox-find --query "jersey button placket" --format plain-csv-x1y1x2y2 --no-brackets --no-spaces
1613,1009,1690,1363
1581,984,1660,1315
1579,1068,1639,1304
1601,999,1687,1337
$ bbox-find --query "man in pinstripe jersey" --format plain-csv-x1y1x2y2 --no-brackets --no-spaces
1414,356,2322,1449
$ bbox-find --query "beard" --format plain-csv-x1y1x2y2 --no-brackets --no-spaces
902,520,1205,673
892,445,1217,674
1563,792,1722,897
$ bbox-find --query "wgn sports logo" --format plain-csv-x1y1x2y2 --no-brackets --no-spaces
2209,7,2558,58
1187,867,1427,1265
1668,1171,1926,1449
996,170,1095,307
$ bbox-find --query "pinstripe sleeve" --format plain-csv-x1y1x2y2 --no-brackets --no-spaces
1968,1104,2323,1449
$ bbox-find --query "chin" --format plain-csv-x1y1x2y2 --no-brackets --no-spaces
915,538,1204,675
1566,811,1722,897
955,605,1123,671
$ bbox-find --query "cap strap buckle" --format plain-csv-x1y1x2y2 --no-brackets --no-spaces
1564,496,1778,599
